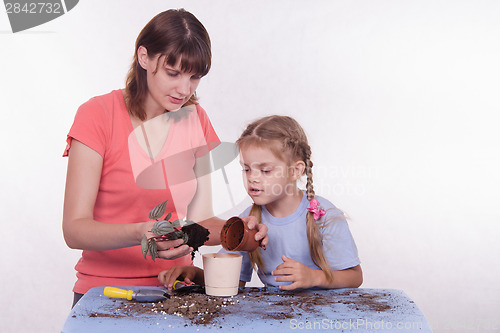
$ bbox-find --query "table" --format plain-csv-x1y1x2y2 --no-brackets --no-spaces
62,286,432,332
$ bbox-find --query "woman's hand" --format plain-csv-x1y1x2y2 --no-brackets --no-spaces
242,216,268,250
271,255,318,290
158,266,205,289
143,220,193,260
155,239,193,260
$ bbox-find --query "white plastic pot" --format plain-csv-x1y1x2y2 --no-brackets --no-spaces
202,253,243,296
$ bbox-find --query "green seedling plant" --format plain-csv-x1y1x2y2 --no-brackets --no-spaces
141,200,210,261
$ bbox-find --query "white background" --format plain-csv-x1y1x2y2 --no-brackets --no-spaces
1,1,499,332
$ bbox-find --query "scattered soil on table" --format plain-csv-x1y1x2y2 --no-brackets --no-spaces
88,287,393,326
90,286,234,325
332,289,392,312
152,286,233,324
241,288,392,318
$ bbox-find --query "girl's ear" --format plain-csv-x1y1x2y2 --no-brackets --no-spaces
137,46,149,70
290,160,305,180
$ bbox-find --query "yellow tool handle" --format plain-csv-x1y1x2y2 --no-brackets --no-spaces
103,287,134,301
172,280,184,289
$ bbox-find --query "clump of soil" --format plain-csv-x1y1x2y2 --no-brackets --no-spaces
181,223,210,256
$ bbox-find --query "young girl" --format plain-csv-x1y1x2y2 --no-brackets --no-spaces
159,115,362,290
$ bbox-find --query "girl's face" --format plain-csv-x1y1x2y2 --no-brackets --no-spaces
138,47,202,114
240,145,302,210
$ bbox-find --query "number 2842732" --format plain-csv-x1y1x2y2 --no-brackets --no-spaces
5,2,62,14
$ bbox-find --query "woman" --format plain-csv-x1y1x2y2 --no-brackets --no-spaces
62,9,267,307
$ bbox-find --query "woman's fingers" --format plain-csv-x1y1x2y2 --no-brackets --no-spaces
157,244,192,260
155,238,185,251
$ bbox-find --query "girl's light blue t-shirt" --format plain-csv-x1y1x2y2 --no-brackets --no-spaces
219,192,361,287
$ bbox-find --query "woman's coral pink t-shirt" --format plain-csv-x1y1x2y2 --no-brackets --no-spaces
63,90,220,294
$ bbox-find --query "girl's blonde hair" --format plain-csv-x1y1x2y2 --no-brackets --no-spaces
237,115,335,284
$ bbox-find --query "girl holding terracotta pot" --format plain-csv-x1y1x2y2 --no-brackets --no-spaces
159,115,362,290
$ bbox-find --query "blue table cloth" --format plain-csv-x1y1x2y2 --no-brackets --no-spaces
62,287,432,332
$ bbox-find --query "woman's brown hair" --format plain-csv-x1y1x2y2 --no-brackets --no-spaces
124,9,211,120
237,115,335,284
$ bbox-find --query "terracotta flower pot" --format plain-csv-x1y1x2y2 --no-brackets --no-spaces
203,253,243,296
220,216,259,252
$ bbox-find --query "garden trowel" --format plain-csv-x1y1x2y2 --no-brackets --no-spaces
103,286,170,302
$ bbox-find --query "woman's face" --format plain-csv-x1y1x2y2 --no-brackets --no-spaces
139,47,202,114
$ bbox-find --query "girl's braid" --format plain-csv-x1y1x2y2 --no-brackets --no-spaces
285,136,314,201
304,145,315,201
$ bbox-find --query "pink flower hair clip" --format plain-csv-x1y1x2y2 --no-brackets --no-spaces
307,199,326,220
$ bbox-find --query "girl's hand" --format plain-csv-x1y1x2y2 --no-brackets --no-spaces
242,216,268,250
158,266,204,289
143,221,193,260
271,255,319,290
